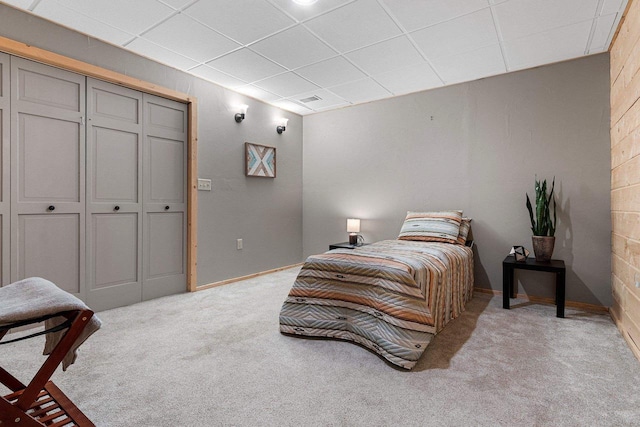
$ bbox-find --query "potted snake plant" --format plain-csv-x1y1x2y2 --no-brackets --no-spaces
526,177,556,262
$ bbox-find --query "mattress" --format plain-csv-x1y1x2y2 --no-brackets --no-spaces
279,239,474,369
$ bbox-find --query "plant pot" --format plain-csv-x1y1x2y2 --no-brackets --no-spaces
531,236,555,262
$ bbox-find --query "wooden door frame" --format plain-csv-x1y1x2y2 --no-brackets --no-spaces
0,35,199,292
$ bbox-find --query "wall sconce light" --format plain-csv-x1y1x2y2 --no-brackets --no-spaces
276,118,288,134
234,104,248,123
347,218,361,245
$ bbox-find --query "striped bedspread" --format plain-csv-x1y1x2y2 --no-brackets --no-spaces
279,239,474,369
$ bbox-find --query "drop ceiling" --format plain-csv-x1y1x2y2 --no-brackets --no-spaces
1,0,628,115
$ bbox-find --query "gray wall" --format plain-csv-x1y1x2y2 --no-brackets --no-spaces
0,4,303,286
303,54,612,306
0,5,613,305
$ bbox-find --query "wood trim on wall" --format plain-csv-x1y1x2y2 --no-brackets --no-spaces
187,101,198,292
196,263,303,292
0,35,199,291
610,304,640,360
0,36,195,103
473,287,610,314
610,0,640,364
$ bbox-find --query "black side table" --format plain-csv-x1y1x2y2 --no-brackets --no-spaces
502,256,566,318
329,242,369,250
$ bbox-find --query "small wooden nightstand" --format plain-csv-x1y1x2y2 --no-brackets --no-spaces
329,242,369,250
502,256,566,318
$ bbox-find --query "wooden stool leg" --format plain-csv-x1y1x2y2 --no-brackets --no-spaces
0,366,27,392
15,310,94,411
0,397,43,427
45,381,95,426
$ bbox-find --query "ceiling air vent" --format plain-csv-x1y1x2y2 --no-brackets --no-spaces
299,95,322,103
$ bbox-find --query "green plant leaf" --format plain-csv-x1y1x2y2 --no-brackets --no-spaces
526,194,536,234
550,196,556,236
527,177,558,236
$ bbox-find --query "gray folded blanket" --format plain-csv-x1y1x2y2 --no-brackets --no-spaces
0,277,102,370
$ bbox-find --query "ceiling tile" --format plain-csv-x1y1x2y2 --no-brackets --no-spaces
287,89,348,110
270,0,352,22
157,0,194,10
431,43,505,84
504,20,593,70
411,8,498,59
126,37,200,70
346,36,425,75
271,99,311,115
305,0,402,53
600,12,625,52
254,72,319,97
589,13,617,52
494,0,600,41
143,14,240,62
189,65,248,88
55,0,174,35
207,49,286,83
384,0,490,32
1,0,34,9
235,85,281,102
295,56,366,87
601,0,626,15
251,25,336,69
34,1,135,46
328,78,391,103
374,62,443,95
6,0,615,116
184,0,294,45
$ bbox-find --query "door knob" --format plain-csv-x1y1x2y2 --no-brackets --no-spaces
164,205,170,211
114,206,120,211
47,205,55,211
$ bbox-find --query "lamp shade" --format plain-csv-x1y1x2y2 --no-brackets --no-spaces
346,218,360,233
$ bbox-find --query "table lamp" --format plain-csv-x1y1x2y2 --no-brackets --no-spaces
347,218,360,245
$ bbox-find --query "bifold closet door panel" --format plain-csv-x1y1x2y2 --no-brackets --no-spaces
86,78,143,311
10,57,86,297
142,93,187,301
0,53,9,286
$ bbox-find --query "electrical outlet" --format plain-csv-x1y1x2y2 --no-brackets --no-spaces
197,178,212,191
237,239,243,250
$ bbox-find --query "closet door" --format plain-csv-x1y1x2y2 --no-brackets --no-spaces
142,94,187,300
0,53,9,286
10,58,86,297
86,78,143,311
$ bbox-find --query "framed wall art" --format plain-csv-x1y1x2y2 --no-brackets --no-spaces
245,142,276,178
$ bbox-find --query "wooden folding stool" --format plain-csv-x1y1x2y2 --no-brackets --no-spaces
0,309,96,427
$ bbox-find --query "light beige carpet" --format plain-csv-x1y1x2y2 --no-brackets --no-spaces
2,266,639,426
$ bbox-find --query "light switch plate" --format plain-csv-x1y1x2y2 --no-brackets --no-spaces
198,178,211,191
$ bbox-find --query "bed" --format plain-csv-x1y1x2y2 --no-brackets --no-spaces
279,211,474,369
